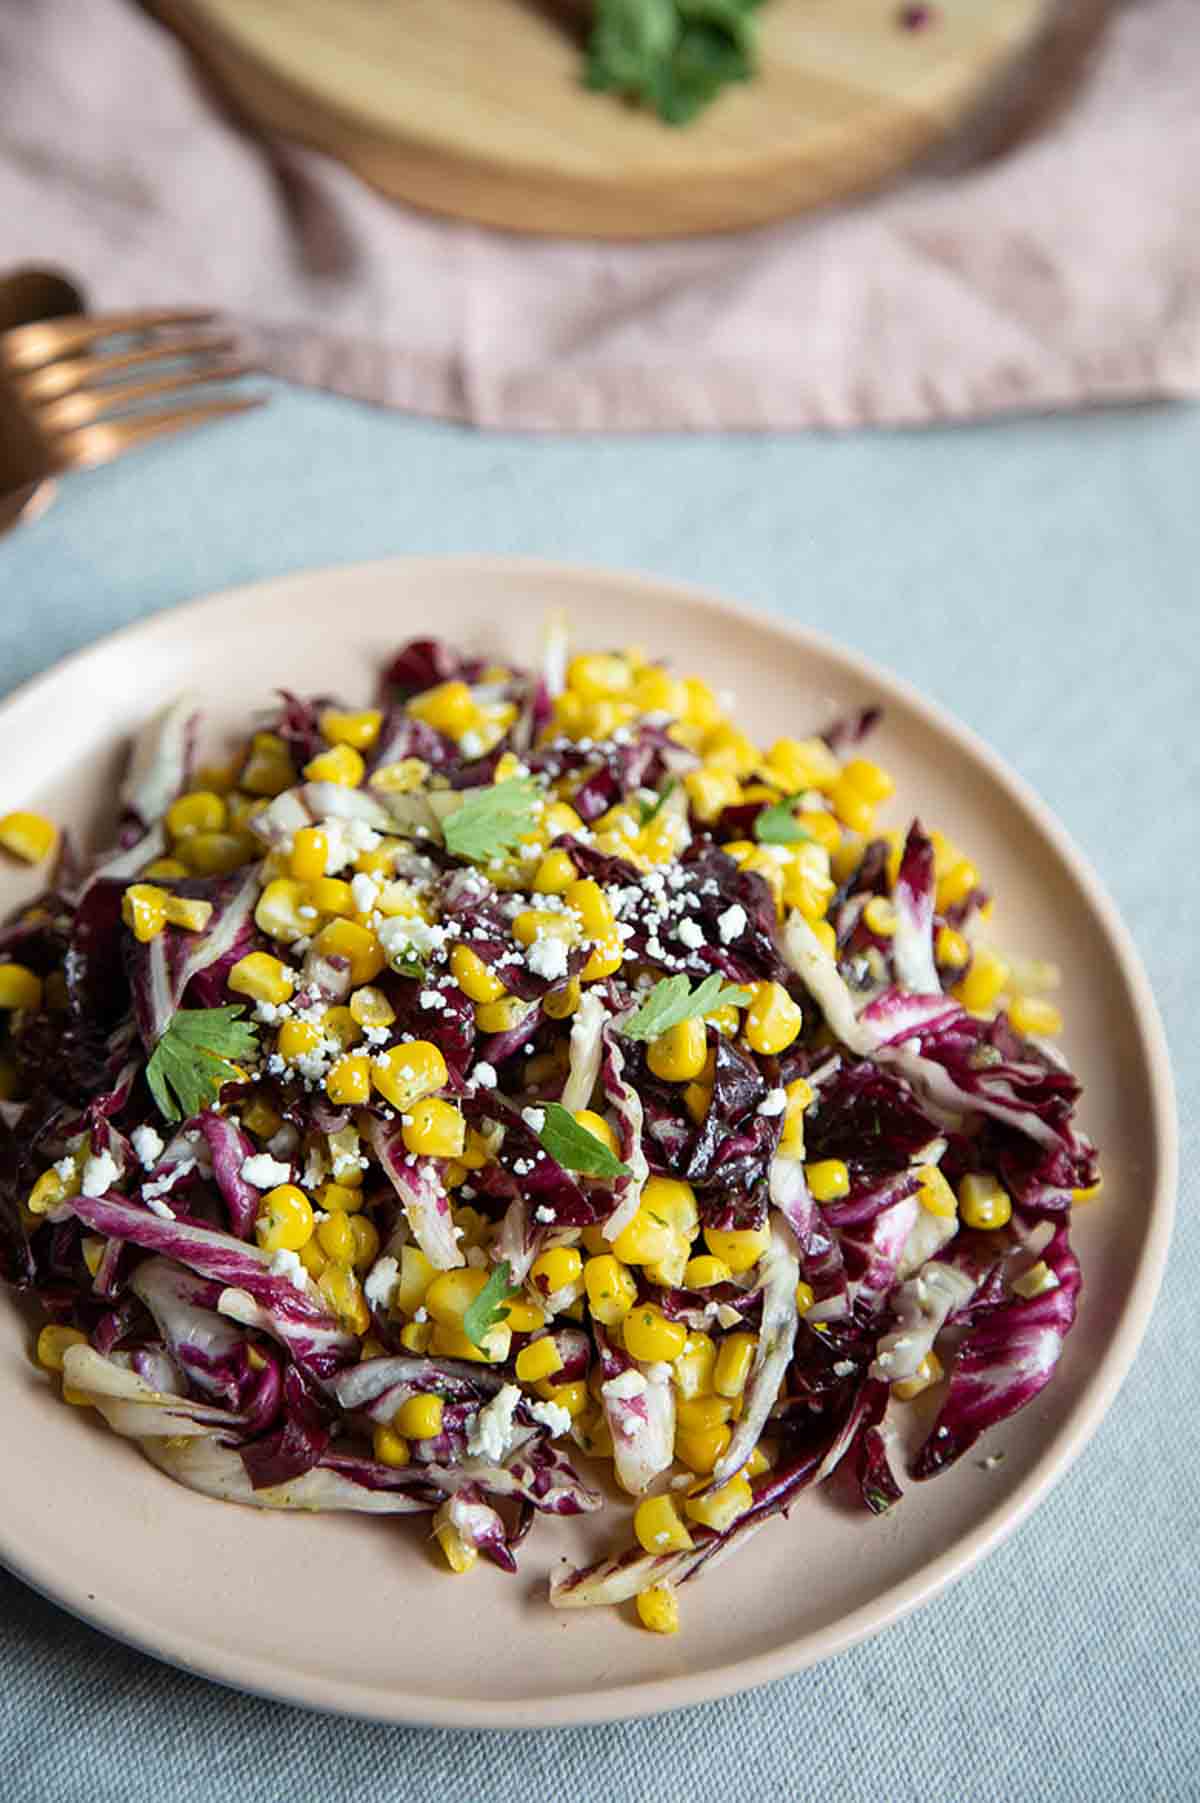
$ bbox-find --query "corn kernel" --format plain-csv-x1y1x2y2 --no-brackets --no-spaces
391,1244,434,1314
434,1517,477,1575
683,1255,731,1289
935,924,970,968
795,1280,815,1313
713,1332,757,1398
684,767,742,824
633,1494,693,1555
1072,1178,1103,1205
371,1040,448,1110
532,849,578,895
743,981,803,1056
566,653,632,701
863,896,897,937
121,884,168,944
287,826,328,882
530,1246,583,1299
325,1052,370,1106
841,758,894,804
1008,995,1064,1038
395,1394,444,1440
916,1165,958,1219
275,1019,320,1064
684,1470,754,1531
180,830,255,876
646,1017,708,1083
317,1211,356,1264
806,1159,850,1203
580,932,623,982
673,1333,717,1402
953,948,1010,1014
313,918,385,986
0,961,42,1011
402,1097,466,1160
958,1173,1012,1231
409,680,478,736
636,1583,679,1635
256,1184,314,1253
372,1425,410,1467
35,1324,87,1372
0,811,57,864
255,878,310,945
565,877,615,941
764,736,840,792
448,944,504,1005
307,876,355,918
584,1254,637,1326
937,858,979,913
400,1320,433,1354
298,1238,327,1280
228,951,295,1007
425,1266,489,1329
474,995,532,1034
623,1305,687,1364
515,1336,563,1384
611,1209,675,1268
165,789,226,840
318,1264,370,1334
703,1224,770,1275
538,1377,588,1418
344,986,393,1031
830,775,874,836
675,1422,732,1475
303,743,364,787
241,732,296,797
892,1351,944,1402
811,920,838,957
797,810,841,854
320,708,382,751
683,1081,712,1125
141,857,188,880
541,978,580,1022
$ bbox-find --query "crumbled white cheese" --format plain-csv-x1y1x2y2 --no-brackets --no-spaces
240,1153,293,1190
363,1255,399,1312
534,1205,556,1224
143,1159,195,1202
54,1155,77,1182
676,917,705,951
717,903,747,944
269,1248,308,1293
601,1369,647,1403
130,1125,164,1170
81,1150,120,1198
528,1399,572,1439
350,872,381,914
526,936,568,980
832,1359,856,1377
466,1383,523,1462
757,1088,788,1117
473,1062,497,1090
378,915,448,964
144,1196,176,1220
521,1106,546,1135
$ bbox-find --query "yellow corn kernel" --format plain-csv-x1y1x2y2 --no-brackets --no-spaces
829,774,874,836
322,1008,363,1052
683,1255,731,1291
797,810,841,854
584,1254,637,1326
324,1052,370,1106
700,724,757,777
633,1494,693,1555
425,1267,489,1330
673,1332,716,1401
581,933,623,982
1008,995,1064,1038
513,909,576,953
432,1319,511,1364
677,1400,737,1435
409,679,478,736
35,1324,87,1372
389,1245,433,1316
287,826,327,882
344,986,393,1032
0,811,57,864
623,1305,687,1364
534,980,577,1025
240,732,295,797
683,767,741,824
141,857,189,881
646,1018,708,1083
455,1127,494,1173
566,652,632,701
402,1097,466,1160
806,1159,850,1204
642,1176,699,1242
563,1111,615,1162
635,1583,679,1635
148,896,208,939
675,1422,732,1475
531,849,578,896
315,1180,364,1215
841,758,894,804
165,790,226,840
473,996,532,1036
743,981,803,1056
713,1332,757,1398
565,877,615,942
683,1081,712,1125
303,743,364,788
183,830,257,876
453,1204,490,1251
121,883,168,944
1073,1178,1103,1206
434,1516,477,1575
916,1165,958,1220
632,666,687,716
228,952,295,1008
611,1209,675,1269
318,708,381,752
530,1246,584,1299
703,1224,770,1275
778,1078,813,1158
958,1173,1012,1231
515,1336,563,1384
400,1320,433,1354
763,735,839,792
810,920,838,957
255,879,310,945
240,1099,282,1142
395,1394,444,1440
313,918,385,986
318,1264,370,1334
536,1377,588,1419
863,896,897,938
684,1470,754,1532
937,858,979,913
256,1184,314,1253
298,1238,327,1280
316,1211,356,1264
371,1040,448,1111
953,948,1010,1014
307,876,355,918
448,944,504,1005
892,1351,944,1402
795,1280,815,1314
935,925,970,968
0,957,43,1014
276,1018,321,1064
372,1425,410,1467
503,1296,547,1336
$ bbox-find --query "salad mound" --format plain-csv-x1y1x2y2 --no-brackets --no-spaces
0,629,1098,1636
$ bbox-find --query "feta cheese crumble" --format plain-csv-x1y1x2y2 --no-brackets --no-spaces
81,1150,120,1198
130,1124,164,1170
601,1369,647,1403
363,1255,399,1312
466,1384,523,1462
240,1153,293,1190
269,1248,309,1293
717,903,747,944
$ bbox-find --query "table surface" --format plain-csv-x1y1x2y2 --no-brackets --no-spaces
1,386,1196,1801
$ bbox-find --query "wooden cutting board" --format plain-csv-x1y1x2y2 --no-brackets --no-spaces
147,0,1058,238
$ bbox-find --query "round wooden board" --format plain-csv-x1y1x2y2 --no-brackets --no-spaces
146,0,1056,239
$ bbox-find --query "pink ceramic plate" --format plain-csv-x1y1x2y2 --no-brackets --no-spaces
0,558,1175,1726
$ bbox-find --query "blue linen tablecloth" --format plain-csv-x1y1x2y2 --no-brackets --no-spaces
1,387,1196,1801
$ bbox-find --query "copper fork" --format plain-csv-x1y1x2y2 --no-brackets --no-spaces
0,308,261,534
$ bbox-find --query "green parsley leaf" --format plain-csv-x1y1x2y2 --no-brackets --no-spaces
637,776,679,827
462,1259,521,1350
586,0,763,126
535,1102,631,1179
754,795,814,846
441,778,540,864
621,972,752,1042
145,1004,259,1124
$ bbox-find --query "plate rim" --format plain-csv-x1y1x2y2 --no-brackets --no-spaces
0,554,1177,1728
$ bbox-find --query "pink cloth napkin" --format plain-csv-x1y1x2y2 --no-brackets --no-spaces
1,0,1196,430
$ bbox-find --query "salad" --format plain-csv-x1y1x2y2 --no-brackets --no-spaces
0,628,1099,1636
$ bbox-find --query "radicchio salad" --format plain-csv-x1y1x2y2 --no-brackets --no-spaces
0,627,1099,1635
